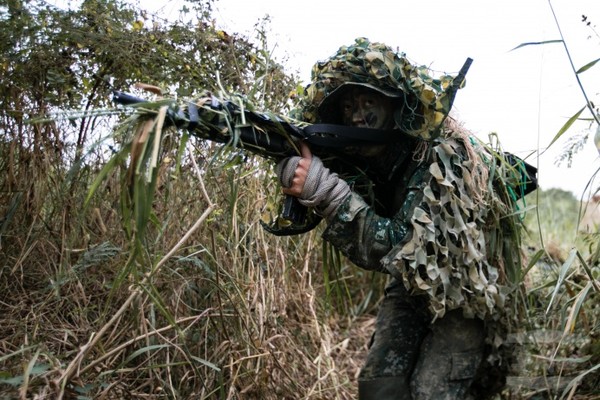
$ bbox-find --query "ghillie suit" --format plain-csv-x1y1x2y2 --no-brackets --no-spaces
291,37,536,398
106,36,535,398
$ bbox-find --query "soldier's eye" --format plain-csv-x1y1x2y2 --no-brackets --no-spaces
363,96,377,108
342,101,353,114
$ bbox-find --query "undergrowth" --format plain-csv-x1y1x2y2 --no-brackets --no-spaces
1,0,599,399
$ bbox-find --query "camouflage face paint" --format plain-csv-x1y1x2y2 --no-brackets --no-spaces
340,88,395,130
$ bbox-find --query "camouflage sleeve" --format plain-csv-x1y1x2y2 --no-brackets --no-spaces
321,166,427,273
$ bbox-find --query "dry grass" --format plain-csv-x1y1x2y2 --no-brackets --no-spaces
2,0,599,395
3,0,597,397
0,126,598,400
0,135,386,399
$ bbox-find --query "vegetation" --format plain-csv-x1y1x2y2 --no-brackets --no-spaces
0,0,598,399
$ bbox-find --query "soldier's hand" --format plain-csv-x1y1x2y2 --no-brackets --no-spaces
276,142,350,220
281,141,312,197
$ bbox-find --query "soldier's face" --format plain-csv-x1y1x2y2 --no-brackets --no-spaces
340,88,395,129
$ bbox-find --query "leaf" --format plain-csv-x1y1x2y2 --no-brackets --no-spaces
190,355,221,372
134,82,164,95
123,344,170,364
546,106,586,149
521,249,545,280
132,20,143,31
73,241,121,271
563,281,593,334
546,248,577,314
576,57,600,74
84,144,130,208
148,106,168,180
576,250,600,292
560,363,600,399
510,39,563,51
0,374,23,386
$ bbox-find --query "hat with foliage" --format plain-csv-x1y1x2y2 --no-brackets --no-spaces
293,37,469,141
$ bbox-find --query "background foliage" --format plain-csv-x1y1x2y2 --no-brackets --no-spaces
0,0,598,399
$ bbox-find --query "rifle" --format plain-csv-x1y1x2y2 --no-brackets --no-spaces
113,91,539,236
112,90,407,236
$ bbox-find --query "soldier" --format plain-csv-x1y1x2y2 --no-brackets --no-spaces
277,38,531,399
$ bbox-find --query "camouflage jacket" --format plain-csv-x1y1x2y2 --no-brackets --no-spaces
322,122,522,331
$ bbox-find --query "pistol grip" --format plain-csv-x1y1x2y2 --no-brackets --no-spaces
281,195,308,224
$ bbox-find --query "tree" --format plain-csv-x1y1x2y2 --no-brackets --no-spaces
1,1,307,398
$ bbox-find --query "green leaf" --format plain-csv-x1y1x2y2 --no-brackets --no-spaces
190,355,221,371
510,39,563,51
546,106,586,149
546,248,577,314
84,144,131,208
123,344,170,364
0,374,24,386
521,249,545,280
564,281,593,334
576,57,600,74
560,363,600,399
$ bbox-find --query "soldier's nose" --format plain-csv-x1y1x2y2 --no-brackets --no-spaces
352,109,365,126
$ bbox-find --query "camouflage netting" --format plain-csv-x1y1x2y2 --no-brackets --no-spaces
295,38,528,360
292,37,467,141
122,37,528,338
381,123,524,330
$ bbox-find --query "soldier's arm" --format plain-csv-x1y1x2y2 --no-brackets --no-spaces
321,171,426,273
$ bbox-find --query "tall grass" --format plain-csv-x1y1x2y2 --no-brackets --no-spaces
0,122,385,398
2,111,598,400
512,189,600,398
1,2,598,399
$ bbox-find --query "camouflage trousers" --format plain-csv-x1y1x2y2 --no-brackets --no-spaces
358,280,485,400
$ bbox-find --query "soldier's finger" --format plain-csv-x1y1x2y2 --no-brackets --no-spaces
300,141,312,159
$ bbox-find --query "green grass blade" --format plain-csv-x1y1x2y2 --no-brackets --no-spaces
563,281,593,334
510,39,563,51
546,106,586,149
122,344,170,365
560,362,600,399
521,248,545,280
576,250,600,293
190,355,221,372
84,144,131,208
546,248,577,314
576,57,600,74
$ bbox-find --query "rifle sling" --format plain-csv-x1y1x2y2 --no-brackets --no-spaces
182,98,410,151
302,124,405,148
113,92,409,150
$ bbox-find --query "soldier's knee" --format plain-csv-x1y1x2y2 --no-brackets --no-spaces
411,348,482,398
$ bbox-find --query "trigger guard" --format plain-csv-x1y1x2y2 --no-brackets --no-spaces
260,213,322,236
